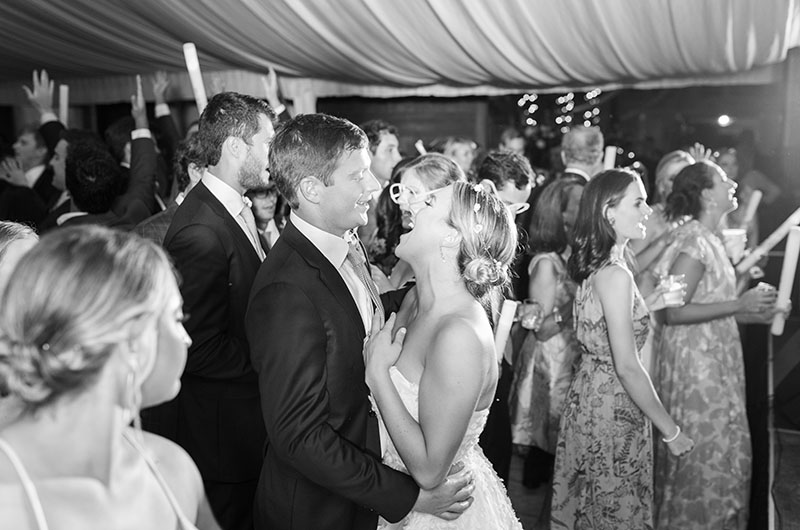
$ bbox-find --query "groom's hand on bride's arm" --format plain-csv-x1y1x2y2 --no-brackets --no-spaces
412,461,475,521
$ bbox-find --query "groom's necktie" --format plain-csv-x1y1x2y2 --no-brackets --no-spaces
346,239,385,326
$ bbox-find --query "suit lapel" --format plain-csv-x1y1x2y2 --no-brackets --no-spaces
193,183,262,264
282,221,366,336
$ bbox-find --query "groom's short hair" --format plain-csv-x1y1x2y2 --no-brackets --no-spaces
269,113,367,209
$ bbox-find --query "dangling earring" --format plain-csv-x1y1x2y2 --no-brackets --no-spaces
439,245,447,263
124,361,143,436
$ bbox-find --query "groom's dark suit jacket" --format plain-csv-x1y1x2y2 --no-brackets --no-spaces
246,219,419,530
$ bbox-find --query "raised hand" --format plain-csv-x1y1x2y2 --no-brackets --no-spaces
152,71,170,105
130,75,148,129
688,142,713,162
22,69,55,115
260,66,281,108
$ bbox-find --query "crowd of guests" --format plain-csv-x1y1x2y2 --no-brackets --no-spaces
0,67,790,530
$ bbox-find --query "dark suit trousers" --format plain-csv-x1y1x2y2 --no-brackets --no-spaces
205,479,258,530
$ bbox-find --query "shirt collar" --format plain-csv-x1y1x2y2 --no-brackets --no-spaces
202,170,248,218
566,167,591,182
24,165,46,187
290,211,350,269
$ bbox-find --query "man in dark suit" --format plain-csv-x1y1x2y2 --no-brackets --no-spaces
245,113,473,530
159,92,272,530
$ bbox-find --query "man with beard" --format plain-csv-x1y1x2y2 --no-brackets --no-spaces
158,92,273,530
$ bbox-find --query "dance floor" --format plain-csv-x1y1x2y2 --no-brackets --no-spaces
507,453,547,530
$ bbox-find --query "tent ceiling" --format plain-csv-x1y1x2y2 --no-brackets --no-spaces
0,0,798,104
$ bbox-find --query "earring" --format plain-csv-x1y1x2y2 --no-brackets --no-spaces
608,217,616,227
124,364,143,434
439,245,447,263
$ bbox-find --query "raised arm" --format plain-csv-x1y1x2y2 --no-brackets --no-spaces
595,265,692,455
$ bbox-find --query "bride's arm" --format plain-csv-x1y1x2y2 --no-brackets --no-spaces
366,316,484,489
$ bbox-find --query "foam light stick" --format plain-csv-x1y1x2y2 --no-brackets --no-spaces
736,206,800,274
603,145,617,170
58,84,69,127
183,42,208,114
742,190,763,227
771,226,800,335
494,299,517,364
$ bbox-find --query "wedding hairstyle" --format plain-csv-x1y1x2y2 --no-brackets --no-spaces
0,226,176,412
654,150,694,203
568,168,638,283
448,181,517,300
269,113,367,209
664,160,719,222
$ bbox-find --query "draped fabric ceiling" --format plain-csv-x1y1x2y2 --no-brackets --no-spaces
0,0,799,107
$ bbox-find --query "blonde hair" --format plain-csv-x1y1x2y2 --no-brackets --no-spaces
448,181,518,300
0,226,177,411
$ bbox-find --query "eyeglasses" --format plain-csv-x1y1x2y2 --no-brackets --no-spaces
504,202,530,216
389,183,445,207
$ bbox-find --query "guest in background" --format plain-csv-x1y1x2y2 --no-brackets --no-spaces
652,161,780,529
429,136,477,178
510,178,583,505
246,181,282,253
558,126,604,183
0,226,218,529
498,127,526,157
552,169,692,529
358,119,402,247
158,92,274,530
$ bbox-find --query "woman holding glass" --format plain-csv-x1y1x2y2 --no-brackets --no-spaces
652,161,780,529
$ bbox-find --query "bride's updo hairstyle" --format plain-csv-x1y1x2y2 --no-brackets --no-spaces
664,160,718,223
0,226,176,412
448,180,518,300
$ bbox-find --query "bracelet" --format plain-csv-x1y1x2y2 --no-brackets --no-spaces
662,426,681,443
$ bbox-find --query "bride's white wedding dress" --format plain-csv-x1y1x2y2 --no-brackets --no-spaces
377,366,522,529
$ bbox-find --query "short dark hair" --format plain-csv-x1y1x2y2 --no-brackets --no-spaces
269,113,367,209
172,135,205,193
477,150,533,191
196,92,273,167
359,120,399,154
66,142,122,214
104,116,134,163
17,124,45,150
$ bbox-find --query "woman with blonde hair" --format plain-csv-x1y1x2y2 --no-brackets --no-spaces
0,226,218,529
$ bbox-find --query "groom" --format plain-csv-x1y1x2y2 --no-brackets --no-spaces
246,113,473,530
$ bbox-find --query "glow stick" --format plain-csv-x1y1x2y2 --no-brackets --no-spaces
58,84,69,127
183,43,208,114
736,206,800,274
603,145,617,170
494,299,517,364
742,190,763,227
772,226,800,335
414,139,427,155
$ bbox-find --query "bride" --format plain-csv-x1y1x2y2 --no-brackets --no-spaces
365,178,522,529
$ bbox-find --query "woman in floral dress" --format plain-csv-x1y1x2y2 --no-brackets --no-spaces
551,169,693,529
652,161,780,529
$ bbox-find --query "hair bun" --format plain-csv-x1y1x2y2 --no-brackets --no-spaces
0,339,53,404
463,255,509,291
